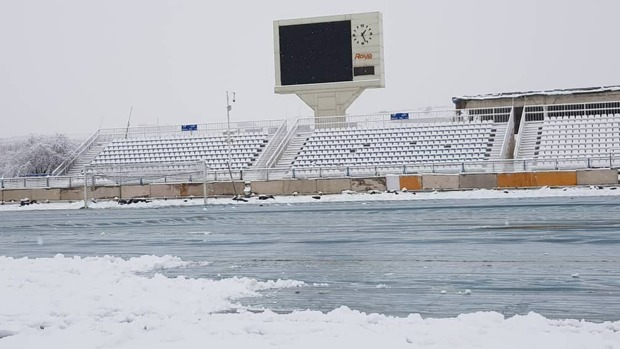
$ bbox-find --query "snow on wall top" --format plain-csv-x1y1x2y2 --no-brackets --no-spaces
452,85,620,103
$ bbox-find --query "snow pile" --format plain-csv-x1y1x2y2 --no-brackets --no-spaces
0,255,618,348
1,185,620,211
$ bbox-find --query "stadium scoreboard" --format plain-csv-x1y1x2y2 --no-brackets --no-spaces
274,12,384,94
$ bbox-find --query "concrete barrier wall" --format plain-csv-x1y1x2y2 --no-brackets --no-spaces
385,175,399,191
399,176,422,191
60,188,84,201
2,189,32,202
497,173,534,188
59,187,121,201
460,173,498,189
179,183,205,197
151,184,180,198
532,171,577,187
317,178,351,194
211,182,245,196
91,186,121,199
2,189,63,202
577,169,618,185
252,177,382,195
29,189,62,201
421,175,459,190
1,169,618,202
282,179,317,195
352,177,387,192
121,185,151,199
251,181,284,195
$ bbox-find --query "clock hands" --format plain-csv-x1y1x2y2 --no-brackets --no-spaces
353,25,373,44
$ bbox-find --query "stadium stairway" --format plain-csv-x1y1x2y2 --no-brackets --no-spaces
489,123,509,159
271,133,310,170
516,121,543,159
65,142,109,176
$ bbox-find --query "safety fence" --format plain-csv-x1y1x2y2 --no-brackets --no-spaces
2,155,619,190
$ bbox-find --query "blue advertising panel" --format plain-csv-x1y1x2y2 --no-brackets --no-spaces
181,124,198,131
390,113,409,120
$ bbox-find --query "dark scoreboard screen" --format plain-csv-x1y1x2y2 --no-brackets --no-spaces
278,20,352,86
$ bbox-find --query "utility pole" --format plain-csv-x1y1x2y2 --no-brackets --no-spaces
226,91,236,168
226,91,239,198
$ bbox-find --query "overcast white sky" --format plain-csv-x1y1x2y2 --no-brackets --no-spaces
1,0,619,138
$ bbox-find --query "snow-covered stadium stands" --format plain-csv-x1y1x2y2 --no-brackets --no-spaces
292,120,498,168
92,132,269,170
39,100,620,185
514,102,620,162
52,120,286,177
537,114,620,159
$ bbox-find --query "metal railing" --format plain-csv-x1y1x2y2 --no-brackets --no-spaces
253,120,288,168
499,107,515,158
264,118,301,169
52,129,101,176
292,107,512,132
3,155,618,190
98,119,285,140
524,100,620,122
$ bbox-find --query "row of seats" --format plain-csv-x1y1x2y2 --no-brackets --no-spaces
311,127,493,139
293,121,500,168
91,132,270,170
117,132,267,142
302,142,490,150
299,144,489,154
105,139,266,149
534,113,620,159
315,120,494,134
294,155,487,167
545,114,620,121
99,146,259,156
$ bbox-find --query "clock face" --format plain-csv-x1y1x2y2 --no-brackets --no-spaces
352,23,373,46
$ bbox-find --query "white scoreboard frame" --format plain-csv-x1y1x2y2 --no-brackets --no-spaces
273,12,385,94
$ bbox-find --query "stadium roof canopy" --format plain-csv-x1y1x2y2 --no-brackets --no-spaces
453,85,620,109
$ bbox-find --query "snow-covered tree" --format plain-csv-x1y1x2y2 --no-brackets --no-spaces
0,134,76,177
0,142,19,178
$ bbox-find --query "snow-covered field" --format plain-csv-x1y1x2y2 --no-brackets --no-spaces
1,186,620,348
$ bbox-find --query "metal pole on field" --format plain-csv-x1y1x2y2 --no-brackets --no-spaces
226,91,236,169
83,167,88,209
226,91,240,198
203,161,208,206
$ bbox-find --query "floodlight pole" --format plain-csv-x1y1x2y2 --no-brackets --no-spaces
226,91,236,168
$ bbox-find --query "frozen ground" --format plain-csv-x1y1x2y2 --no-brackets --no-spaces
1,186,620,348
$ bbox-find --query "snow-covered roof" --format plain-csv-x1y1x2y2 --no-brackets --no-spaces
452,85,620,103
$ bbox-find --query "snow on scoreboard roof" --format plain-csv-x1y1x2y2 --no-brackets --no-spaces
452,85,620,104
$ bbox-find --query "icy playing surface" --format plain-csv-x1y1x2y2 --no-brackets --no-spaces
1,187,620,348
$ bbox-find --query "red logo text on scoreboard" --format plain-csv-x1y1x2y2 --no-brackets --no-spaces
355,53,373,60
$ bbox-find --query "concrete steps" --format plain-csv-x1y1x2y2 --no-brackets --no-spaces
516,121,543,159
273,132,311,170
65,142,109,176
488,123,508,159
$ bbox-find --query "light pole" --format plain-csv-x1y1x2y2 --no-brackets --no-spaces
226,91,236,169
